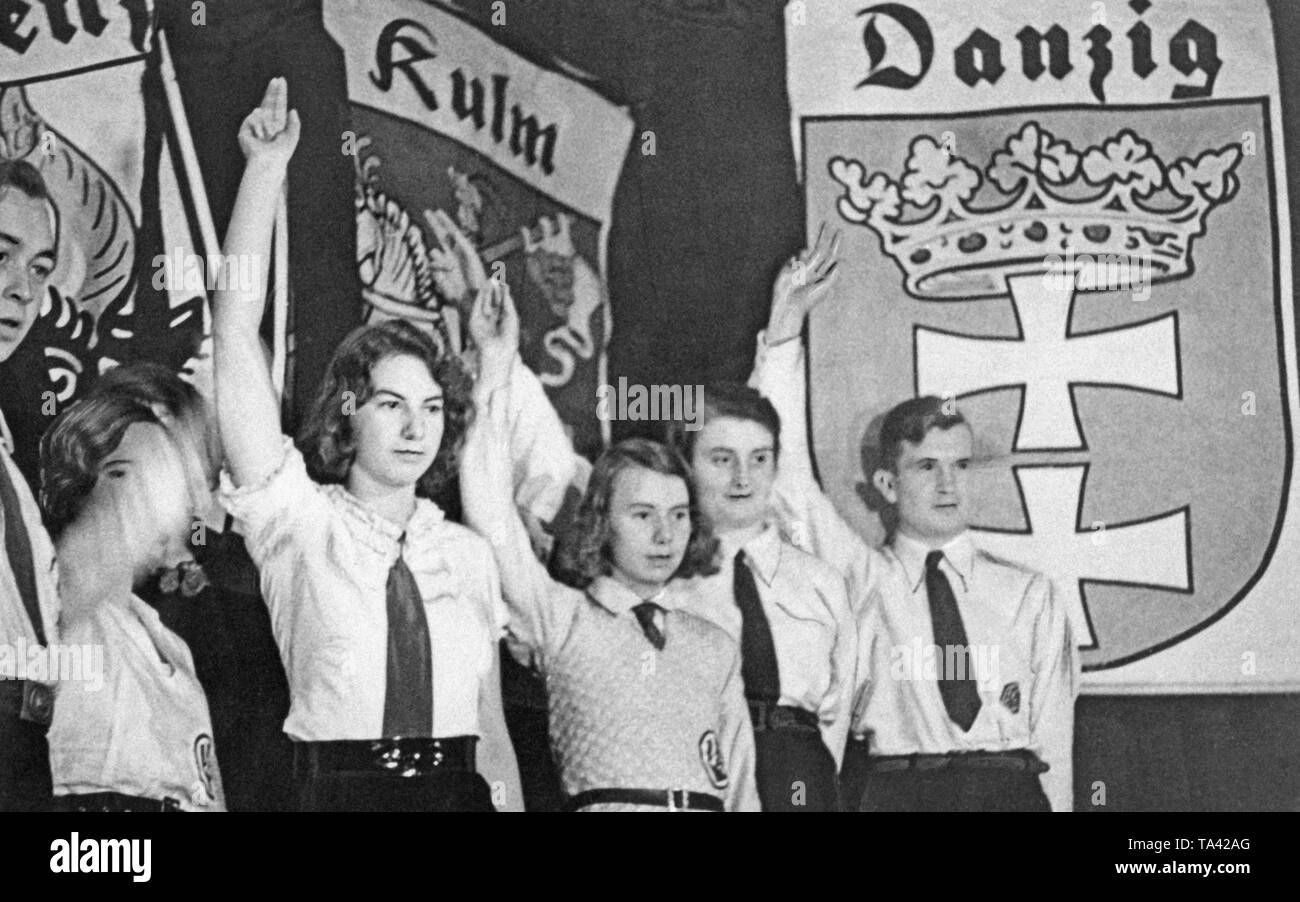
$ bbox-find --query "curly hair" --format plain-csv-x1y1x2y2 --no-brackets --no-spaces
39,394,164,539
552,438,719,589
297,319,473,498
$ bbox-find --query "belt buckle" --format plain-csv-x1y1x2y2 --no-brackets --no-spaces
19,681,53,727
914,754,947,771
667,789,689,812
769,707,796,730
373,741,416,775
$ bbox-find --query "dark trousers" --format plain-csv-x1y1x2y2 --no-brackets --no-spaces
860,768,1051,812
500,644,566,812
295,770,496,812
754,727,839,812
0,714,52,812
841,743,1050,812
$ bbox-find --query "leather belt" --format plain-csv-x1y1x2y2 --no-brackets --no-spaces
294,736,478,777
747,700,819,733
569,788,725,812
869,750,1049,774
0,679,54,730
53,792,182,812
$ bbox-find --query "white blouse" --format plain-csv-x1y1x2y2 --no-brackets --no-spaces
220,440,507,741
49,595,225,811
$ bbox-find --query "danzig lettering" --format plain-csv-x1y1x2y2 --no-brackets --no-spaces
857,1,1221,103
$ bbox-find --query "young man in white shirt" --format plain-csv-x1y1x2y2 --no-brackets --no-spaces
843,397,1078,812
750,232,1078,811
0,159,61,811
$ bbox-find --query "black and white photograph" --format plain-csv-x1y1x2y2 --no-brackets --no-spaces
0,0,1294,883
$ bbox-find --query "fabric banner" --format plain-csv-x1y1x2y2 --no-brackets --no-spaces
787,0,1296,691
0,0,209,477
323,0,633,456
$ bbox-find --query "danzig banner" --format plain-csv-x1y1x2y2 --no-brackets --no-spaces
324,0,633,456
787,0,1297,691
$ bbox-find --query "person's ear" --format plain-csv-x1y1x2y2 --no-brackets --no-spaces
873,468,897,505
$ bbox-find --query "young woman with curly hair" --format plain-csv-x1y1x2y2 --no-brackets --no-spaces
212,79,518,812
460,281,759,812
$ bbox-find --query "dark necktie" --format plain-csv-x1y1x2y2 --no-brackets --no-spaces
0,457,46,647
632,601,666,650
383,535,433,737
734,550,781,701
925,550,981,731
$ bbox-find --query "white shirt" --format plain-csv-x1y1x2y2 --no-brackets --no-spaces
854,532,1079,811
688,524,856,766
749,334,1078,810
49,595,225,810
0,409,60,650
220,440,507,741
747,334,887,615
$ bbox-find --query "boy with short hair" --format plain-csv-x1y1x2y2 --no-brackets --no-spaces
750,232,1078,811
843,396,1077,812
0,159,62,810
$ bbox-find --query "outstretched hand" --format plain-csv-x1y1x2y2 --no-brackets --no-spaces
469,278,520,395
237,77,301,170
427,208,487,305
766,223,841,346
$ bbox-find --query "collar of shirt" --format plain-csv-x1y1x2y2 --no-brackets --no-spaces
321,484,447,556
0,407,12,455
586,575,689,616
718,522,782,587
890,530,975,594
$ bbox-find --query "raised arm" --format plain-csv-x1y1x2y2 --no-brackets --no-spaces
756,223,840,484
750,228,882,613
433,210,588,543
214,78,301,489
460,282,579,667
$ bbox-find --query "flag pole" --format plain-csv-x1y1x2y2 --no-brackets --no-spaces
157,28,290,402
156,28,221,333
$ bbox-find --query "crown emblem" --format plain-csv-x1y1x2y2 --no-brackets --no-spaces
830,122,1242,299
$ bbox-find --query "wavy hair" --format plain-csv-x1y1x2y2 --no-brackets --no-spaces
297,319,473,498
878,395,968,472
94,361,218,489
39,394,164,539
552,438,719,589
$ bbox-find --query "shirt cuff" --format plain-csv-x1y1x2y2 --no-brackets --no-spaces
218,438,317,536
